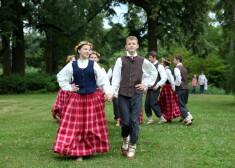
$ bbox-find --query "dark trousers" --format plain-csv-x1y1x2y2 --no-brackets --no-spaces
112,98,120,120
145,88,162,118
118,94,142,144
177,89,189,118
192,86,196,94
200,85,204,94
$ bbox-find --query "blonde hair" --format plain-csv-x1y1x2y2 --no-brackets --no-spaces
66,55,75,62
126,36,138,44
89,51,100,58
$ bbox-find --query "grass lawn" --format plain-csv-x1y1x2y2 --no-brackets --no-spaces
0,94,234,168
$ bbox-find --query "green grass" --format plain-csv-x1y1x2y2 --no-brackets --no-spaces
0,94,234,168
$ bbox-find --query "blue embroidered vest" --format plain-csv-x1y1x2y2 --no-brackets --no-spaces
72,60,97,94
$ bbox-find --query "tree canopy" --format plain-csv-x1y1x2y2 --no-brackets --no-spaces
0,0,234,94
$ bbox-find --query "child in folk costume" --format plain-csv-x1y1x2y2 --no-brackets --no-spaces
173,55,194,126
51,55,76,122
107,65,121,126
111,36,157,159
89,51,106,107
53,41,113,162
144,51,167,124
158,57,181,121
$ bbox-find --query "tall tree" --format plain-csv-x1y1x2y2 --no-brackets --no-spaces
32,0,112,74
11,0,26,74
0,0,12,75
116,0,210,54
214,0,235,94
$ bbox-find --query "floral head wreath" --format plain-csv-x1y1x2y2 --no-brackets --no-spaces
162,58,171,64
90,51,100,57
74,41,93,53
66,55,75,62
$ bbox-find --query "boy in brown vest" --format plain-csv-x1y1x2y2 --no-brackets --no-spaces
144,51,167,124
111,36,157,159
173,55,193,126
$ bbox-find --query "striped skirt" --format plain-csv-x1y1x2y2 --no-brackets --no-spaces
51,89,70,119
159,84,181,120
53,91,109,156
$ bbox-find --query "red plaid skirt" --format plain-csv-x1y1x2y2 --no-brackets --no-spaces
51,89,70,118
96,88,105,108
53,91,109,156
159,84,181,120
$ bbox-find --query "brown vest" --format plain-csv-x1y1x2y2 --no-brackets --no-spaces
149,62,161,89
119,56,144,97
176,65,188,90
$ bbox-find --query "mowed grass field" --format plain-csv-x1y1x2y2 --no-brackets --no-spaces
0,94,234,168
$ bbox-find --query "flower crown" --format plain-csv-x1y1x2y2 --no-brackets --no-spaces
74,41,93,53
90,51,100,57
66,55,75,62
162,58,171,64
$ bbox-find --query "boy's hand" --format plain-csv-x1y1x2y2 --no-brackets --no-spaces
105,94,113,102
135,83,146,90
153,86,158,90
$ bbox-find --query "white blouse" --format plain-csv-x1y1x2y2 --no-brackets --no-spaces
57,59,111,94
153,60,167,87
165,67,175,91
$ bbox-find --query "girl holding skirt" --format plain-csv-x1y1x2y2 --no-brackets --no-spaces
53,41,112,162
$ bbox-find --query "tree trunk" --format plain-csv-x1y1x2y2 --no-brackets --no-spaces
11,1,25,75
45,29,59,74
146,9,158,52
147,15,158,52
229,4,235,53
1,35,11,75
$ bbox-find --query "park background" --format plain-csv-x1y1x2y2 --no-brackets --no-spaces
0,1,235,168
0,0,235,95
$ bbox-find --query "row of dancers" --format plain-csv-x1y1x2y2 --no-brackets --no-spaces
51,36,193,161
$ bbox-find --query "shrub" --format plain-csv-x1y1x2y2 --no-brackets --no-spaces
0,73,59,94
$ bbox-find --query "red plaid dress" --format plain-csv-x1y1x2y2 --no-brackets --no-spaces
53,91,109,156
159,84,181,120
51,89,70,119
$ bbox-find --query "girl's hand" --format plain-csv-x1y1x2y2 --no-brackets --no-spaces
71,83,80,92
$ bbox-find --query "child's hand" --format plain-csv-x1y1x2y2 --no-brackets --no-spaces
71,84,80,92
135,83,146,90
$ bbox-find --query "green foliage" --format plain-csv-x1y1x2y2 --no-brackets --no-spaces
188,84,228,95
0,73,59,94
158,46,228,87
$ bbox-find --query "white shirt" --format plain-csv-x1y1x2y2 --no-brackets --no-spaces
107,68,113,82
174,63,182,87
111,52,157,95
153,60,167,87
198,74,206,85
165,67,175,91
57,59,111,94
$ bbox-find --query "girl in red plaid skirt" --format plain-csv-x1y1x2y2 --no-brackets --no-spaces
53,41,113,162
89,51,106,107
159,58,181,121
51,55,76,122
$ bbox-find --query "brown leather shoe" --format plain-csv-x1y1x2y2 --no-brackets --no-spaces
179,117,185,122
126,146,136,159
121,146,128,155
184,120,192,126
